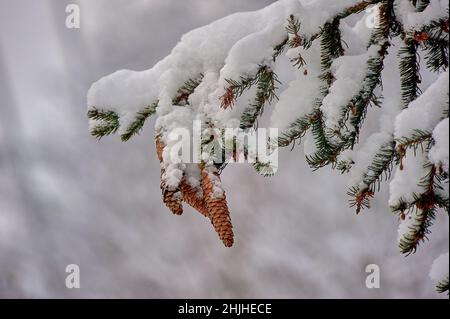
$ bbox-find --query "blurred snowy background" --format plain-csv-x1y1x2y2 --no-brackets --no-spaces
0,0,448,298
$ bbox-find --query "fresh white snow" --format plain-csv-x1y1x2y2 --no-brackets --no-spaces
429,118,450,172
430,252,449,282
87,0,449,288
395,71,449,140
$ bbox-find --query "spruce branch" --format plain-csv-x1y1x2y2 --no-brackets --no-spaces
319,19,345,74
307,19,345,169
417,16,450,73
273,37,289,61
121,102,158,141
331,43,389,153
87,108,120,140
306,110,341,169
220,37,287,110
252,159,277,177
87,0,450,259
220,68,266,109
424,36,450,73
87,108,119,122
327,1,396,152
240,66,280,130
279,1,391,154
410,0,430,12
398,205,436,255
347,44,389,138
278,113,314,148
172,74,204,105
399,39,422,106
396,130,433,165
416,0,430,12
286,15,312,68
96,75,203,142
349,188,375,213
90,121,120,140
287,1,383,48
337,157,354,174
348,140,397,213
286,15,302,48
436,276,449,294
396,164,442,255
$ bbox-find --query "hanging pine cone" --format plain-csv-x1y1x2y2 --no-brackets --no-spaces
156,136,183,215
160,178,184,215
157,136,208,217
201,166,234,247
156,136,233,244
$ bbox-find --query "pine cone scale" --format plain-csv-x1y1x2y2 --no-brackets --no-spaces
180,180,209,218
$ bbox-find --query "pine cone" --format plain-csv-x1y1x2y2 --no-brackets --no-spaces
160,178,184,215
156,136,183,215
201,166,234,247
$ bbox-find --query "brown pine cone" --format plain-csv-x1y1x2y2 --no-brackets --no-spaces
156,135,209,217
156,136,183,215
159,169,184,215
201,166,234,247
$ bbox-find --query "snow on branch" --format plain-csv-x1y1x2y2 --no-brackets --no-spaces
430,252,450,294
86,0,449,278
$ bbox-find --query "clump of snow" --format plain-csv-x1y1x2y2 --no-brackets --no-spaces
270,40,322,132
296,0,364,35
429,118,449,172
397,209,422,243
87,0,449,242
430,252,449,282
395,71,449,139
338,149,355,163
340,18,372,55
321,46,379,131
270,77,320,131
348,4,382,48
204,167,225,199
390,70,448,210
349,132,393,190
218,0,301,87
162,164,185,189
88,0,305,132
345,37,403,193
396,0,449,31
87,68,162,116
389,149,429,207
87,0,382,131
